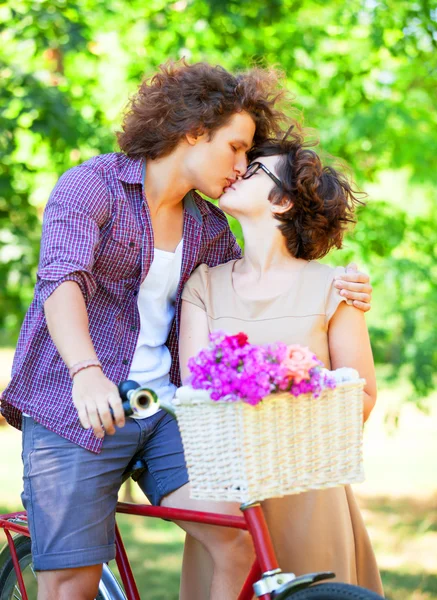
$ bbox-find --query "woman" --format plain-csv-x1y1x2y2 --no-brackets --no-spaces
177,127,384,597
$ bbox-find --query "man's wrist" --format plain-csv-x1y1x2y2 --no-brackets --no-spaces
69,358,102,380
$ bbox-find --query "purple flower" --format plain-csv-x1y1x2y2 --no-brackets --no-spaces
185,331,337,405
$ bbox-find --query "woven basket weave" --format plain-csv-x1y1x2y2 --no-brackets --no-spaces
173,381,365,503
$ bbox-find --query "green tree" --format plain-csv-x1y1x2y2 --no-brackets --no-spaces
1,0,436,400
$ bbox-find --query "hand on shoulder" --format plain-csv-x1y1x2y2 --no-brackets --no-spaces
333,262,372,312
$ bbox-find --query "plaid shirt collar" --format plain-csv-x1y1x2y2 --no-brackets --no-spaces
118,154,209,225
117,153,143,184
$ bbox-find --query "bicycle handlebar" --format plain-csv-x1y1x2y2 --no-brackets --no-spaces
118,380,176,419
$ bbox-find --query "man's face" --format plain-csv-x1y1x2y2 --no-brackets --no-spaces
185,111,256,199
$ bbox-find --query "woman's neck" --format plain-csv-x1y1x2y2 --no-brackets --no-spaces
238,219,304,276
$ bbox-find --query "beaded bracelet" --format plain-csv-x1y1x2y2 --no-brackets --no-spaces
69,358,102,380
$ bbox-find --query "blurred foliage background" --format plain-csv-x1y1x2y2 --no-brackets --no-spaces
1,0,436,406
1,3,437,598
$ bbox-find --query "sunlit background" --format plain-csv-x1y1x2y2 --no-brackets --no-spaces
1,1,436,598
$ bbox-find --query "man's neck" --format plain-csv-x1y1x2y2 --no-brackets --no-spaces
144,148,193,214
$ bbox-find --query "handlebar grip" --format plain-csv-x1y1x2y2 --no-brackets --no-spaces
118,380,159,418
118,380,176,419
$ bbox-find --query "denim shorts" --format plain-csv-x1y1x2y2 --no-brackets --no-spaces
21,411,188,571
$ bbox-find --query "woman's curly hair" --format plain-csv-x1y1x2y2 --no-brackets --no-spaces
248,127,365,260
117,59,287,159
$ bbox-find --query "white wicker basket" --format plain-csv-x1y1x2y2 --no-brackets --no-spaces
173,381,365,503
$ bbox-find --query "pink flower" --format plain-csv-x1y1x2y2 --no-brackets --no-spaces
281,345,319,384
186,332,333,405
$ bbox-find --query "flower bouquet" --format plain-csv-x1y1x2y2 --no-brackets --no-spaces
174,332,365,503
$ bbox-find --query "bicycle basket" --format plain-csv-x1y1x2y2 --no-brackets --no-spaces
173,381,365,503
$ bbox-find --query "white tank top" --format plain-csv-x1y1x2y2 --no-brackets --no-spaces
128,240,183,418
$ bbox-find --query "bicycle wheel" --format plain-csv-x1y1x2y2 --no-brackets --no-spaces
275,582,384,599
0,535,126,600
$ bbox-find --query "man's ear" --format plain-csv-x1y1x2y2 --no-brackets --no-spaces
186,128,206,146
185,133,198,146
271,196,293,215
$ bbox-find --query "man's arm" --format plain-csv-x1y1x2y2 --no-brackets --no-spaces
44,281,125,438
334,263,373,312
38,166,124,437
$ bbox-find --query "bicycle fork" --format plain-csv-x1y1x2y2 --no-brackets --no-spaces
240,502,335,599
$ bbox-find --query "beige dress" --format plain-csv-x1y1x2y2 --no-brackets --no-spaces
182,259,383,595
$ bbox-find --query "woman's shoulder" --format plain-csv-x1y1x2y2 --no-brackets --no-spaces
303,261,347,314
182,264,209,308
306,260,346,287
182,260,236,312
189,259,235,279
184,263,209,291
308,260,345,276
208,259,237,274
184,260,235,295
193,259,236,282
305,262,349,319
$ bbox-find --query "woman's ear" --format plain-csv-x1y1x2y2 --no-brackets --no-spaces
271,196,293,215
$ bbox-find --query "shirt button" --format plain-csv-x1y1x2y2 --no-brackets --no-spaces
133,290,138,296
129,241,135,248
130,325,137,331
122,359,129,365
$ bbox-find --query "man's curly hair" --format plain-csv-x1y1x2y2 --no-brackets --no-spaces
117,60,287,159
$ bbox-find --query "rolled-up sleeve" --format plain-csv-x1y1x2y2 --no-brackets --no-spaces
36,166,110,307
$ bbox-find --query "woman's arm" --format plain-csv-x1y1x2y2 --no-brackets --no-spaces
179,300,211,382
178,299,214,600
328,302,377,423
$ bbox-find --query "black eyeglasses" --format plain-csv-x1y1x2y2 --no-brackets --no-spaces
242,162,282,188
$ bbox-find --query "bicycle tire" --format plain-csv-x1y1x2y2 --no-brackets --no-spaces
0,535,126,600
275,582,384,599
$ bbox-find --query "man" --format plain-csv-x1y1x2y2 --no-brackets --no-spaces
1,60,372,599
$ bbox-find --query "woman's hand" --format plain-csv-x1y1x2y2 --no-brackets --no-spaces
334,263,373,312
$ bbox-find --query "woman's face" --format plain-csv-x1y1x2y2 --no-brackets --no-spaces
219,154,283,219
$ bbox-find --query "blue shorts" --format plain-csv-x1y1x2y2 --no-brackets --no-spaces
21,411,188,571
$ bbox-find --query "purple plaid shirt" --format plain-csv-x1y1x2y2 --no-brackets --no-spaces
0,153,241,452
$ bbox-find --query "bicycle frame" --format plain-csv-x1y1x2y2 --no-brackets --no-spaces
0,499,283,600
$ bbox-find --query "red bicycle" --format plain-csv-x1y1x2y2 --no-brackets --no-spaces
0,384,384,600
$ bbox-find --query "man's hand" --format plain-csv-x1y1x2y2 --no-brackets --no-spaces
334,263,373,313
72,367,125,438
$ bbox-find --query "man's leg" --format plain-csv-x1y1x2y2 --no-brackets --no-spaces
21,415,143,600
37,565,102,600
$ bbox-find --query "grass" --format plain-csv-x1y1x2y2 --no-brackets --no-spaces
1,349,437,599
359,494,437,599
